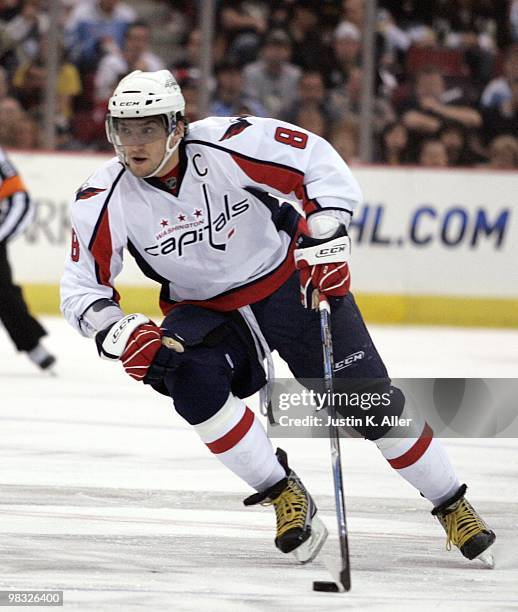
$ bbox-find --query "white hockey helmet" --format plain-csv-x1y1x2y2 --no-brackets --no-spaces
105,69,186,177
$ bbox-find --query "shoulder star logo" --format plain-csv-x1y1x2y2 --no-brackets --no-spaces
160,219,169,227
193,209,203,218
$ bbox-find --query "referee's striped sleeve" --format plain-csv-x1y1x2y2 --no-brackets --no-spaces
0,191,34,242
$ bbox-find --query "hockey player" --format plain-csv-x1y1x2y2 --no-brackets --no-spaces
61,70,494,564
0,147,56,371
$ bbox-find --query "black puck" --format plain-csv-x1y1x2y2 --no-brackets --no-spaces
312,581,339,592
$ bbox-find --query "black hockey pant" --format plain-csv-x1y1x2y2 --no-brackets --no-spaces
0,240,46,352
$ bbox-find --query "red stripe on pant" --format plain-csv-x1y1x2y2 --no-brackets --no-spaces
387,423,433,469
206,407,255,454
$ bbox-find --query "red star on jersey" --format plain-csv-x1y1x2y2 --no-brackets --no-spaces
194,209,203,218
178,214,186,222
160,219,169,227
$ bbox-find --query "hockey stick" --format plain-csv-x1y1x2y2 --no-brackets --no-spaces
319,296,351,592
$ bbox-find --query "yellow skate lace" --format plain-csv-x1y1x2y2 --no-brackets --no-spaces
444,499,487,551
264,479,308,539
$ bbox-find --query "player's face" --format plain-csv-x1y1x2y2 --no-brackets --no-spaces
118,118,168,177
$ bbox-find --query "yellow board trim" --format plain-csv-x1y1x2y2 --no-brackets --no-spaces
22,284,518,328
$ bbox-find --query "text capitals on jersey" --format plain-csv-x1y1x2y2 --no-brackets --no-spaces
145,185,250,258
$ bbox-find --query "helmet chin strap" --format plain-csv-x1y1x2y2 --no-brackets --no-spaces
142,133,181,179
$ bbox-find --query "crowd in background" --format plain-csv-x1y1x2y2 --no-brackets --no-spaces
1,0,518,169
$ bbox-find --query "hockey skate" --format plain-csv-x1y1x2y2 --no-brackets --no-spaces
26,344,56,372
432,484,495,566
244,448,328,564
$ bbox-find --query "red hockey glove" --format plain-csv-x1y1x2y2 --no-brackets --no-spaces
294,226,351,309
96,313,163,381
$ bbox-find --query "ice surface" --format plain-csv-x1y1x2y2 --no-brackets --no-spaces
1,319,517,611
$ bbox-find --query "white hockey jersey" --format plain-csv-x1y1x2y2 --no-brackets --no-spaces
61,116,362,335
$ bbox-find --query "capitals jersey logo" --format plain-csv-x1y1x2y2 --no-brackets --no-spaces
219,118,252,142
75,186,107,201
144,188,249,258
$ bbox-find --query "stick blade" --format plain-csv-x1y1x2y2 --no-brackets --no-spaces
339,568,351,591
322,550,351,592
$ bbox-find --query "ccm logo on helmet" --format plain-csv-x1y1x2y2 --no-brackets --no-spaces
119,101,140,106
316,244,347,257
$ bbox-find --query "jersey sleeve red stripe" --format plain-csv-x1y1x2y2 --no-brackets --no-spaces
231,153,319,216
89,208,120,303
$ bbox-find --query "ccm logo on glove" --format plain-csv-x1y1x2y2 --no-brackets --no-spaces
315,243,348,258
294,226,351,309
96,313,163,380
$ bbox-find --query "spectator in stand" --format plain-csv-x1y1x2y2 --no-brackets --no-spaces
330,66,396,132
481,77,518,144
341,0,364,29
0,66,9,100
172,28,226,87
512,0,518,42
10,111,39,148
399,66,481,161
217,0,267,65
280,69,335,125
0,97,23,144
292,106,327,138
77,21,164,148
0,0,22,22
65,0,136,71
485,135,518,169
285,0,329,70
178,74,200,124
378,121,409,165
242,29,301,118
0,99,39,149
480,44,518,108
438,0,498,87
326,21,362,88
331,117,360,163
3,0,48,62
439,123,477,166
418,139,449,167
11,54,45,111
123,1,186,65
210,60,266,117
12,34,81,126
172,28,202,81
94,22,164,103
0,96,22,120
0,0,46,75
376,6,411,58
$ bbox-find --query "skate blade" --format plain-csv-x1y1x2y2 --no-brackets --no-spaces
293,515,328,564
475,548,495,569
